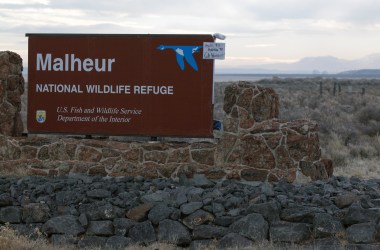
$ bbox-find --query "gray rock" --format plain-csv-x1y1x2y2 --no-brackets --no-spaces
0,194,13,207
229,213,268,242
313,213,344,238
87,220,114,236
170,208,181,220
372,198,380,207
141,190,170,204
78,213,88,227
158,219,191,245
216,232,253,250
333,194,360,208
113,218,136,236
50,234,77,246
182,209,215,229
148,203,173,224
128,220,156,245
42,215,85,236
360,196,375,209
187,187,205,201
78,236,107,249
224,196,243,209
68,173,94,184
214,216,241,227
212,202,225,214
86,189,111,199
280,205,324,223
0,206,21,223
246,201,280,222
55,191,77,206
97,203,125,219
105,236,134,249
173,188,188,207
346,223,376,243
190,174,214,188
226,208,240,217
260,182,274,196
344,204,380,225
192,224,229,239
180,201,203,215
78,201,105,220
22,203,50,223
270,221,311,243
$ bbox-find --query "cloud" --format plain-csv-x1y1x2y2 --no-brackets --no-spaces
246,44,276,48
1,0,380,69
0,0,49,4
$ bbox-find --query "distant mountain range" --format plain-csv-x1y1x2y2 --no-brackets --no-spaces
218,53,380,74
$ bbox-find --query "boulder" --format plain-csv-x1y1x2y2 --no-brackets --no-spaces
128,220,156,245
22,203,50,223
216,232,254,249
113,218,136,236
246,201,280,222
280,205,324,223
270,221,311,243
192,224,229,240
180,201,203,215
86,189,111,199
158,219,191,245
229,213,269,242
86,220,114,236
346,223,377,243
0,206,21,223
42,215,85,236
313,213,344,238
147,203,173,225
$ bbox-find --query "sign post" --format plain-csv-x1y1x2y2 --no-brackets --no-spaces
26,34,214,137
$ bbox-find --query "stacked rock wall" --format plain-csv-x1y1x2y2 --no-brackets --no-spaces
0,175,379,249
0,51,24,136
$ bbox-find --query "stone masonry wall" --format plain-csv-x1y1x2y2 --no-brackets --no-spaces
0,51,24,136
0,82,330,183
0,51,331,182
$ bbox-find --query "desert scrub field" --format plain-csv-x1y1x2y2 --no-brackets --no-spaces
215,78,380,179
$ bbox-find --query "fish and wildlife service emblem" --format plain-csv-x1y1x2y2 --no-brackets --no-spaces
36,110,46,123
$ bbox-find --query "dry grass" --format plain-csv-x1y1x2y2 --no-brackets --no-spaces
0,224,75,250
0,224,348,250
334,157,380,179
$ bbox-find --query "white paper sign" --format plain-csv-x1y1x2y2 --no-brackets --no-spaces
203,42,225,60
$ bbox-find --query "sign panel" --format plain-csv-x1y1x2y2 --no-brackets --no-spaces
203,42,225,60
26,34,214,137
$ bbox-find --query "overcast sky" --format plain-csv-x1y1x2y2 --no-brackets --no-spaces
1,0,380,70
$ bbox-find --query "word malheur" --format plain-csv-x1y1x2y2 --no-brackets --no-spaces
36,53,116,72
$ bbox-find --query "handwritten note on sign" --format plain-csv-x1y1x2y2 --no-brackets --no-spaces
203,42,225,60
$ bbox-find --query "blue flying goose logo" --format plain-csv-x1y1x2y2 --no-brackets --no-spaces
157,45,202,71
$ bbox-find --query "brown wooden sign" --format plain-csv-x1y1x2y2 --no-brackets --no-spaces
26,34,214,137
